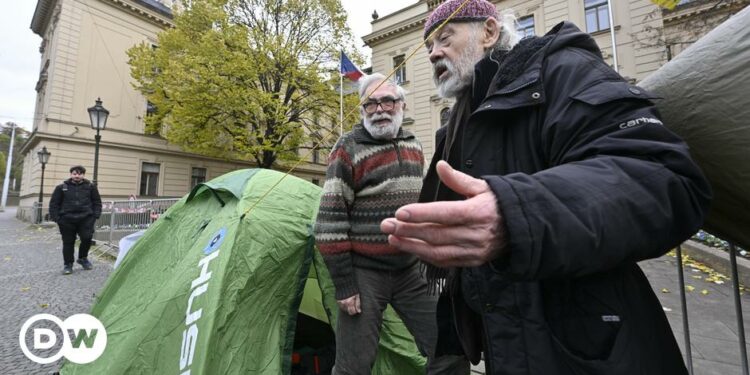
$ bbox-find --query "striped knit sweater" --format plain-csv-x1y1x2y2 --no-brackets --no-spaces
315,123,425,299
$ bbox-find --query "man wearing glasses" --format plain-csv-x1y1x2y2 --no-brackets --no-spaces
49,165,102,275
315,73,468,374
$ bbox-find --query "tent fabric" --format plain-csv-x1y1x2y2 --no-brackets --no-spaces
639,5,750,249
61,169,425,374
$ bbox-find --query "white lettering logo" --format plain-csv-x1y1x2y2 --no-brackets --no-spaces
618,117,664,130
179,228,225,374
19,313,107,364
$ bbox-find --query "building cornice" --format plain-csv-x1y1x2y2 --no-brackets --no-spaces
31,0,173,37
364,14,427,47
31,0,58,36
21,131,325,174
104,0,174,28
663,0,749,24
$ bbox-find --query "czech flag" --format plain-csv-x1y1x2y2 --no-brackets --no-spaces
340,51,363,81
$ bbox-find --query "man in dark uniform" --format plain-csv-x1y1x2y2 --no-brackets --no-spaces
49,165,102,274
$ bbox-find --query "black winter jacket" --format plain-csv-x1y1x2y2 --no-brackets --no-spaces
423,22,712,375
49,179,102,221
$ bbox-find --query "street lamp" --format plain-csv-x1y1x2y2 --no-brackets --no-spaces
37,146,51,224
87,98,109,186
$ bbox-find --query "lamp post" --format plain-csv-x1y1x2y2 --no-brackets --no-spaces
87,98,109,186
37,146,51,223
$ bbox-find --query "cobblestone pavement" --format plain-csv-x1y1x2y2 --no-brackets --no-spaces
2,206,749,374
0,207,113,374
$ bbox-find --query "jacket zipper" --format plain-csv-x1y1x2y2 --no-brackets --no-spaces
481,311,494,374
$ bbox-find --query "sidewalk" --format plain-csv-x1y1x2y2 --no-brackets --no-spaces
643,254,750,375
0,207,114,374
0,206,748,374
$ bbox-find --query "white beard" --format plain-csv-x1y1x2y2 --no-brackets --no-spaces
363,111,403,140
433,37,484,98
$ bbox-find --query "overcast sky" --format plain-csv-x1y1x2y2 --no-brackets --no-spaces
0,1,416,132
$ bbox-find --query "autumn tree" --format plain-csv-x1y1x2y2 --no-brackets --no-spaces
128,0,361,168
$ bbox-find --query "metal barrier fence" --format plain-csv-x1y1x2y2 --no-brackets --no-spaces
16,199,180,247
96,199,180,244
676,241,748,375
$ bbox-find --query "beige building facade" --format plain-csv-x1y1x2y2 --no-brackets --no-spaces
363,0,748,161
20,0,326,208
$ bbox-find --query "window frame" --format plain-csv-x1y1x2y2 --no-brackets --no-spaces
139,162,161,197
190,167,207,189
584,0,610,33
517,15,535,39
393,54,406,85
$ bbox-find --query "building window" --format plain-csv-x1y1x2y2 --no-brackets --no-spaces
518,16,535,39
191,167,206,189
584,0,610,33
393,55,406,84
140,162,160,196
312,178,320,186
312,146,320,164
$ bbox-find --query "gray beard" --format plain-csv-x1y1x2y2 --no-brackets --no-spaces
433,37,483,98
363,112,403,140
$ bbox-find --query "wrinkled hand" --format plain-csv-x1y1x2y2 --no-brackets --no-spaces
337,294,361,316
380,161,507,268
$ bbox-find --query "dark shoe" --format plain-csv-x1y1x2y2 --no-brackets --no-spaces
77,258,93,270
63,263,73,275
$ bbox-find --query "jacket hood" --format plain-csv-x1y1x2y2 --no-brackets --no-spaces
544,21,602,59
484,22,602,96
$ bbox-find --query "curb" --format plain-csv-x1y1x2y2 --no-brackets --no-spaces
680,240,750,288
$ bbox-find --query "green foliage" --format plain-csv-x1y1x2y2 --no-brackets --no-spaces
0,123,28,189
128,0,361,168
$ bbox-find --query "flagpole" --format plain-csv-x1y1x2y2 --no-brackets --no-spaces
339,70,344,137
607,0,619,72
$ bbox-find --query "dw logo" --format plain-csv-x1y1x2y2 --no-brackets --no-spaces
19,313,107,364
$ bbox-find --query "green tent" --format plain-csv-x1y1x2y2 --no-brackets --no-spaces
61,169,425,374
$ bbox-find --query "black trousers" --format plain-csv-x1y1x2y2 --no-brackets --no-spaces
57,216,96,264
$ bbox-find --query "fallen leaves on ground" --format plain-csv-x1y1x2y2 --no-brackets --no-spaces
667,250,736,290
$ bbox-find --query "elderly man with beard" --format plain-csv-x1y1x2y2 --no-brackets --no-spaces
315,73,469,374
380,0,712,374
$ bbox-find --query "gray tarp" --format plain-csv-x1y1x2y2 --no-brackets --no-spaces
639,5,750,249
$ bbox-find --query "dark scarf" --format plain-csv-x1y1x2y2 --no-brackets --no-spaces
424,35,553,295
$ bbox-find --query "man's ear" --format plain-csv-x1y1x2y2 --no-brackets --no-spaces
481,18,501,50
